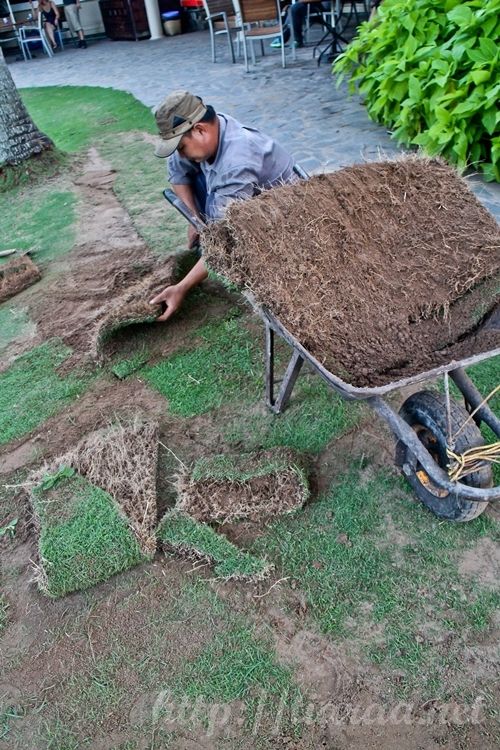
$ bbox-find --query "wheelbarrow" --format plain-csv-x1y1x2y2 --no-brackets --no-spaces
162,187,500,522
247,294,500,522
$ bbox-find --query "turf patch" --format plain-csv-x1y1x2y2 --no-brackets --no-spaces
158,510,272,580
255,466,500,698
0,255,41,303
20,86,156,153
177,448,309,523
0,339,89,445
226,375,363,453
57,420,160,555
143,315,263,417
30,468,146,598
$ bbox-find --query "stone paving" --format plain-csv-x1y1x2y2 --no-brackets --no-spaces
8,27,500,219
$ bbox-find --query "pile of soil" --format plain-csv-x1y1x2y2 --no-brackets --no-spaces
44,419,160,555
176,448,309,523
0,255,41,302
203,157,500,387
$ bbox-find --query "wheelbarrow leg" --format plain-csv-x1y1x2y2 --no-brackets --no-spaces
265,323,304,414
449,368,500,438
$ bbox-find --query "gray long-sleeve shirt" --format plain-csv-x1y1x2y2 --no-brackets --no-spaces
168,113,296,220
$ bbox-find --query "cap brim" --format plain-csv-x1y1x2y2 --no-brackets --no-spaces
154,134,183,158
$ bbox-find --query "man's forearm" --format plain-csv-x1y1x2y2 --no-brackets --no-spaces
177,258,208,292
172,184,202,220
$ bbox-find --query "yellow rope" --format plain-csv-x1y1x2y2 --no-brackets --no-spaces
445,383,500,482
447,442,500,483
451,384,500,443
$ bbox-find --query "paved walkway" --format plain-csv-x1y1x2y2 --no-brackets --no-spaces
9,29,500,219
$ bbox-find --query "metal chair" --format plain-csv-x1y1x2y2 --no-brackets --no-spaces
18,9,54,59
232,0,287,71
0,0,27,60
201,0,241,63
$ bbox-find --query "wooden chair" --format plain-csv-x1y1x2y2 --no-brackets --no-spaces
201,0,241,63
232,0,287,71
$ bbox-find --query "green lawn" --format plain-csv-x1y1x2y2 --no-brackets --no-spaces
0,84,497,749
0,340,90,445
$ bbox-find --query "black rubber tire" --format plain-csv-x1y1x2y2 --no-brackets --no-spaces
395,390,492,522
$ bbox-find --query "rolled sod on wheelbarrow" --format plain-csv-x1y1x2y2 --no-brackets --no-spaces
0,255,41,303
176,448,309,523
30,468,147,598
158,510,272,580
202,156,500,387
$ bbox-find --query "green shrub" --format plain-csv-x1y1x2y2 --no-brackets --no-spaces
334,0,500,180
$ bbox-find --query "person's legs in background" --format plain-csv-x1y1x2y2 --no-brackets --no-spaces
65,3,87,48
44,21,57,49
290,0,309,47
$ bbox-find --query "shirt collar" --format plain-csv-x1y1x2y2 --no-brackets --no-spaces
205,114,227,172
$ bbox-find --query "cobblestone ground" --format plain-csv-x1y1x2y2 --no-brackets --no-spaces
8,27,500,218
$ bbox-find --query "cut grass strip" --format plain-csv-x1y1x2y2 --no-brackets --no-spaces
20,86,156,153
0,188,76,266
143,316,263,417
0,339,90,445
179,448,309,523
31,468,146,598
158,510,272,580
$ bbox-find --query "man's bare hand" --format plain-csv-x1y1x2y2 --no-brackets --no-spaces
188,225,200,249
149,284,186,322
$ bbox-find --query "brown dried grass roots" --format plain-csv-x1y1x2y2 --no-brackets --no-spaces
32,418,160,556
90,256,177,364
0,255,41,302
202,156,500,387
176,448,309,524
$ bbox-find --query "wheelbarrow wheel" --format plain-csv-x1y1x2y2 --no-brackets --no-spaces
395,390,492,522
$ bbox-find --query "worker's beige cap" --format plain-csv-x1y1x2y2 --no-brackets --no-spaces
154,91,207,158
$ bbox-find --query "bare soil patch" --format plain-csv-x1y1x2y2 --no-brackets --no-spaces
25,149,176,367
458,537,500,589
0,256,41,303
204,157,500,387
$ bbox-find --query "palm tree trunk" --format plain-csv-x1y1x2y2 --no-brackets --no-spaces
0,48,53,167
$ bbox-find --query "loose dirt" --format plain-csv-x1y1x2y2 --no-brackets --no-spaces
25,148,177,368
204,157,500,387
0,255,41,303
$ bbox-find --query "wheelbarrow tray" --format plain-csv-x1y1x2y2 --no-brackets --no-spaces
248,292,500,400
248,292,500,505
